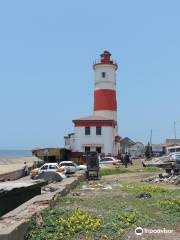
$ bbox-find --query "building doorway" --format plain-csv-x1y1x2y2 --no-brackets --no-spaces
85,147,91,152
96,147,101,154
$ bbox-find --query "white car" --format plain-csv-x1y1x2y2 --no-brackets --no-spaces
59,161,87,173
31,163,66,179
76,164,87,171
99,157,120,166
168,153,180,161
39,163,60,173
59,161,78,174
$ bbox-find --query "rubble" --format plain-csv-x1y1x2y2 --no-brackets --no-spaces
80,182,123,191
142,173,180,184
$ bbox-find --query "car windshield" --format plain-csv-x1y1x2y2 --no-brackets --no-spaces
60,162,74,166
68,163,76,166
49,165,58,169
101,158,111,162
40,165,48,170
61,163,69,166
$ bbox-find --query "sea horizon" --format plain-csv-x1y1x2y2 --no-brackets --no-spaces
0,150,32,157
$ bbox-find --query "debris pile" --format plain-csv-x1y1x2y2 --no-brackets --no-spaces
143,173,180,184
81,183,122,191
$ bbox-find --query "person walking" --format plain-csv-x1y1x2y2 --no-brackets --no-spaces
24,162,29,176
124,153,130,168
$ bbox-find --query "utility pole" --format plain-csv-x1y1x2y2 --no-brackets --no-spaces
150,129,152,146
174,121,177,153
150,129,152,158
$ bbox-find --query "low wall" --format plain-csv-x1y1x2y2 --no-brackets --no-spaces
0,156,43,181
0,173,84,240
0,168,32,182
0,169,24,182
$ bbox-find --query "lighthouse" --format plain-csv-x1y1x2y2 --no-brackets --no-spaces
93,50,118,121
64,51,121,156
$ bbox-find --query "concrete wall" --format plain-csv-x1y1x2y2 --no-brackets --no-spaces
0,181,43,217
0,169,24,182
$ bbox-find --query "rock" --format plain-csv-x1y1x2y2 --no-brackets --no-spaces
112,183,123,187
137,192,152,199
153,178,160,183
159,173,170,178
72,192,81,196
142,177,156,182
81,185,95,190
175,179,180,185
102,185,112,190
35,212,44,227
41,186,57,192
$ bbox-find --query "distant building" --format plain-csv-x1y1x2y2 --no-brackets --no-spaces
163,139,180,153
150,144,166,156
65,51,121,156
129,142,145,158
166,145,180,153
120,137,145,158
120,137,145,157
64,133,75,150
151,144,164,152
32,148,70,162
120,137,135,154
166,139,180,146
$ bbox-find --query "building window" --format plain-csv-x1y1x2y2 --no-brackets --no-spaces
96,147,101,153
85,126,90,135
96,126,102,135
85,146,90,152
102,72,106,78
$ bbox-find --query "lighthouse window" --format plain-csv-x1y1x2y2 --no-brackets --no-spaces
85,126,90,135
96,126,102,135
102,72,106,78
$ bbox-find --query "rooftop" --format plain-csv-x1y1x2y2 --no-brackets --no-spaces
73,115,115,122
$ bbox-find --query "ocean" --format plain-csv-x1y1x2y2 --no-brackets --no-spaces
0,150,32,157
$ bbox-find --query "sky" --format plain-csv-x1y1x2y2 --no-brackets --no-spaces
0,0,180,149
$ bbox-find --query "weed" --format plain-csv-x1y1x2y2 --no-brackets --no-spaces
122,182,167,194
26,208,101,240
158,198,180,213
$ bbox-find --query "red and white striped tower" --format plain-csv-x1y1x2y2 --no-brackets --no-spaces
93,51,118,121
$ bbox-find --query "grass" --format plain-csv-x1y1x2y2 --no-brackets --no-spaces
26,201,152,240
138,166,161,171
100,167,131,175
99,166,161,176
26,168,179,240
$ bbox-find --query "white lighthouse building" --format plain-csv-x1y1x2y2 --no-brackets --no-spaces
64,51,120,156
